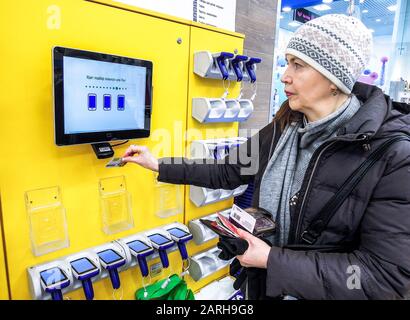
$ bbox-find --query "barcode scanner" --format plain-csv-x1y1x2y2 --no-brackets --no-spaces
126,240,155,277
70,257,100,300
213,52,234,80
40,267,70,301
147,233,174,268
97,249,126,289
166,227,193,260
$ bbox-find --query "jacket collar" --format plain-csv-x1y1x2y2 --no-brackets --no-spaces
337,82,389,139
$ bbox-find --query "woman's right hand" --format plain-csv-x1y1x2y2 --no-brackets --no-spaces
121,145,159,172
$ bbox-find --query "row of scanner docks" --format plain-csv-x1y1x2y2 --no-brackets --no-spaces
28,209,234,300
194,51,261,82
192,51,261,124
189,137,249,207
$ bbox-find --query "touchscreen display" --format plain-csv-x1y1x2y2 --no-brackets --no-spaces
53,47,153,145
97,249,123,265
70,258,97,275
63,56,147,134
167,227,189,239
40,267,67,286
148,234,172,245
127,240,151,253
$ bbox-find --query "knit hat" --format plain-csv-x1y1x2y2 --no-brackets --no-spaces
286,14,373,94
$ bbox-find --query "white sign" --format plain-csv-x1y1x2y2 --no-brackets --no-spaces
113,0,236,31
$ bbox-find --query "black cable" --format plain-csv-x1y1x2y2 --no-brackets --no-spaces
110,140,129,147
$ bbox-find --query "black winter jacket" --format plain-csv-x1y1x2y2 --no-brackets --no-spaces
158,83,410,299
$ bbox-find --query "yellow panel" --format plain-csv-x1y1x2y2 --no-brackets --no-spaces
0,197,10,300
0,0,190,299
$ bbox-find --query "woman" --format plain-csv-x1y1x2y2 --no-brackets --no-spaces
122,14,410,299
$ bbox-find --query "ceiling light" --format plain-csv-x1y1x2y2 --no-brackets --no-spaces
362,9,368,13
282,6,292,12
376,18,381,22
322,0,333,3
360,0,365,3
280,15,284,19
313,4,331,11
388,5,397,12
288,21,301,27
369,28,375,33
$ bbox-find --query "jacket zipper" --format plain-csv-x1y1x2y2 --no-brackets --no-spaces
292,134,370,244
293,141,338,243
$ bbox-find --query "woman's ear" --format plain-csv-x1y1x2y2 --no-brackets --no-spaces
329,83,338,91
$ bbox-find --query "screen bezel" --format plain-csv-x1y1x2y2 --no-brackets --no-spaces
40,267,68,287
167,227,190,239
53,46,153,146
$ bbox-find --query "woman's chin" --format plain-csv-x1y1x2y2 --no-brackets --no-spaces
288,101,301,111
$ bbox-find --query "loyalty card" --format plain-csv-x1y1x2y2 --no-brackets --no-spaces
200,219,238,238
217,213,240,236
106,157,126,168
229,204,256,233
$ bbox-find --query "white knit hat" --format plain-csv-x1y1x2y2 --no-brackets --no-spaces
286,14,373,94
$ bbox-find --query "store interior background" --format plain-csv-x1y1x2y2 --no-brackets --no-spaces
270,0,410,117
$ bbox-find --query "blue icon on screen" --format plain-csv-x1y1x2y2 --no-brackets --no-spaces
117,95,125,111
103,94,111,111
88,94,97,111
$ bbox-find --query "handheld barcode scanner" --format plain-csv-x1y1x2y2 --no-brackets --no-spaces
40,267,70,300
97,249,126,289
126,239,154,277
69,257,100,300
146,232,175,268
212,52,234,80
245,57,262,83
165,226,193,261
231,55,248,82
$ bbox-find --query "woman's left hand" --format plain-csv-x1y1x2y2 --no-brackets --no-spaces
236,228,271,269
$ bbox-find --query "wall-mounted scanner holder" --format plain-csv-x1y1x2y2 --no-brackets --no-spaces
189,138,248,206
190,137,247,160
28,241,130,300
27,224,189,300
195,276,243,300
188,246,232,282
194,51,262,82
65,252,101,300
25,186,69,256
188,208,231,245
92,242,130,290
144,228,176,269
190,184,248,207
163,223,193,261
116,234,155,278
28,260,73,300
192,98,253,123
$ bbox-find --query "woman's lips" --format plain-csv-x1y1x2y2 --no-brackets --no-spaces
285,91,294,97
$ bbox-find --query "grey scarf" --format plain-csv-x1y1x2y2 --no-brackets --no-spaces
259,95,361,246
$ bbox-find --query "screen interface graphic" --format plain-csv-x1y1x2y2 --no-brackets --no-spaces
63,56,147,134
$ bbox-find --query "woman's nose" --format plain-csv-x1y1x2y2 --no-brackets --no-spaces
281,68,292,84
